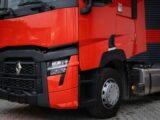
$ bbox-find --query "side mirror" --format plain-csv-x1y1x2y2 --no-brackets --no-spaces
132,0,137,19
80,0,93,14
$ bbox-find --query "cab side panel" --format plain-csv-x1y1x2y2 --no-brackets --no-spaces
79,0,117,71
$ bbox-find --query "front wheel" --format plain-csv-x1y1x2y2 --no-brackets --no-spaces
88,68,123,119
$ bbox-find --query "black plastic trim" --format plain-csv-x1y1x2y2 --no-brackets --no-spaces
109,35,115,48
59,74,65,86
0,48,78,62
132,0,137,19
0,88,37,104
37,62,49,107
93,0,112,7
79,69,98,107
100,49,126,67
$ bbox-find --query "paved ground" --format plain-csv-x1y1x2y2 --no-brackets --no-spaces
0,93,160,120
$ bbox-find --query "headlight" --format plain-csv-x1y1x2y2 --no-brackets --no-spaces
47,59,69,76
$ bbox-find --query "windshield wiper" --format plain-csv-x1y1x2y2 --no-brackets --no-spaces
18,1,55,11
18,1,44,6
0,8,16,18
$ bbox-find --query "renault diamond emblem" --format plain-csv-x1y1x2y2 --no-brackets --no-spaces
16,61,22,75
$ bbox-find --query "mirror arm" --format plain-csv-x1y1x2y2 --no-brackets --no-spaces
80,0,93,14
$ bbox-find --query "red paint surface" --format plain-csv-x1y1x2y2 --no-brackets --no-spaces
117,0,132,18
78,0,116,71
49,87,78,109
0,8,78,48
79,0,146,71
133,0,146,55
0,0,146,71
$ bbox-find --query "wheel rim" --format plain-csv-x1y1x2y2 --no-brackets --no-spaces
101,78,120,109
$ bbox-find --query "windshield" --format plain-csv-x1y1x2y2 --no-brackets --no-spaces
0,0,78,20
0,0,4,9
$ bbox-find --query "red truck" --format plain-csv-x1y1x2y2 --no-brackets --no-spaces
0,0,159,118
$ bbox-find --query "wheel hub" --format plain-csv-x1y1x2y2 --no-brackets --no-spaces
101,78,120,108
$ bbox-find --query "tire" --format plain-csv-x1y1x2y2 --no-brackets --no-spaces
88,68,123,119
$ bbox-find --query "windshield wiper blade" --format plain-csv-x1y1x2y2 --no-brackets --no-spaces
18,1,43,6
18,1,55,11
0,8,16,17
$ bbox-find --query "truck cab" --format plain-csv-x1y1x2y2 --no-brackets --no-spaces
0,0,147,118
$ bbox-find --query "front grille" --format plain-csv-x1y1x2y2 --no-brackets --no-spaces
0,59,42,94
4,62,36,75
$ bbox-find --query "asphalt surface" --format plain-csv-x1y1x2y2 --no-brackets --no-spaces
0,94,160,120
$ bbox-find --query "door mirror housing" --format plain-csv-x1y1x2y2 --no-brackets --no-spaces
80,0,93,14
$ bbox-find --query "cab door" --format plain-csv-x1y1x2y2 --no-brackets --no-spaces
115,0,136,58
115,0,146,58
79,0,117,71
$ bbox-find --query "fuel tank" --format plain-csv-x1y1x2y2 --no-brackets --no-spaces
0,8,78,48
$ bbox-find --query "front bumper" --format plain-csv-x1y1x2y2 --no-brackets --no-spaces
0,47,78,109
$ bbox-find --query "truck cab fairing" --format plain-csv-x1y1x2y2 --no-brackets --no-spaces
0,0,79,109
